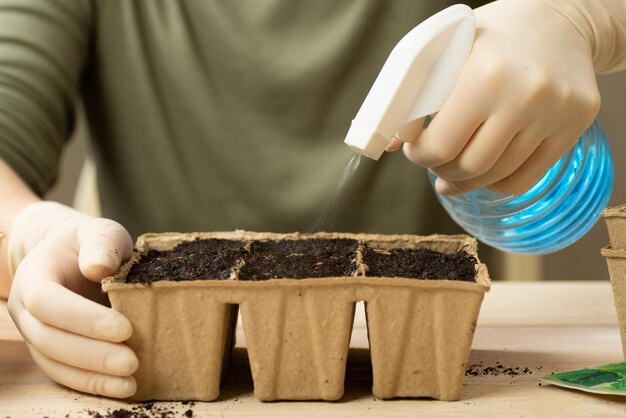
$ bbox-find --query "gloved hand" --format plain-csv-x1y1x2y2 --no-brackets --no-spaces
395,0,609,196
6,201,137,398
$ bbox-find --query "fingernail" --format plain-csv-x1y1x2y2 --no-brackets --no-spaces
106,352,137,375
95,318,132,342
105,377,137,398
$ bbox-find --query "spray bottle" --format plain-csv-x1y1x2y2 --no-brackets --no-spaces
344,4,613,255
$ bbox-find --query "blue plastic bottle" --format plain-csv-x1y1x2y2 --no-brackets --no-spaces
429,121,613,255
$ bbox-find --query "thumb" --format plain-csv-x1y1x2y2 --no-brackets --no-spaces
77,218,134,282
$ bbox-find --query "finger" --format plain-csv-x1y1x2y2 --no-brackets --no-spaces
18,256,132,342
403,71,490,168
435,127,546,195
78,218,133,282
15,305,137,376
489,135,576,195
26,342,137,398
385,138,404,152
395,117,426,142
430,115,521,182
387,117,427,152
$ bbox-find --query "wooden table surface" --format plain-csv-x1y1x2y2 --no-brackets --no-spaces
1,281,625,417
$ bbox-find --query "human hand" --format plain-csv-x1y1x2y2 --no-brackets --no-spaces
397,0,601,196
7,202,137,398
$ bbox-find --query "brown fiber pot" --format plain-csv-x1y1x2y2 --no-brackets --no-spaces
603,204,626,250
102,231,490,402
602,246,626,359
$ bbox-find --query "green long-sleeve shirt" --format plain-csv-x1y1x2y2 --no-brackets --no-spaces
0,0,486,240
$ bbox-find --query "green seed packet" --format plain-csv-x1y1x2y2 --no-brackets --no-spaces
541,362,626,396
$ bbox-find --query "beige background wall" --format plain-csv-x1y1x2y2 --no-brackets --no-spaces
46,72,626,281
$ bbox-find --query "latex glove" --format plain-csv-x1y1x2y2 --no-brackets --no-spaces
398,0,602,196
550,0,626,74
6,201,137,398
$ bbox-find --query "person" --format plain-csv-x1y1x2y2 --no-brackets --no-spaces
0,0,624,399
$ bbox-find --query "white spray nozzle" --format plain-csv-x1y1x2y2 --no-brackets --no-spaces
344,4,476,160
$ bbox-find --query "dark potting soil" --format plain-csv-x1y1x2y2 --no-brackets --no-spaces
362,247,477,282
465,361,538,377
165,238,246,257
125,239,246,283
81,401,195,418
238,239,358,280
250,238,358,256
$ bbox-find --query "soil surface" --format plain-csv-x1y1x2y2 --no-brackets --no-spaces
239,239,358,280
250,238,357,255
164,238,246,257
362,247,476,282
126,239,246,283
125,237,477,283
